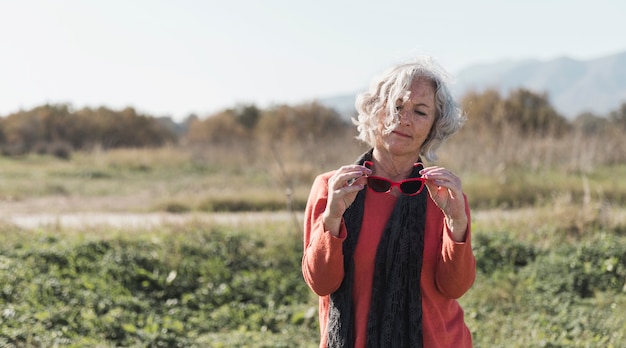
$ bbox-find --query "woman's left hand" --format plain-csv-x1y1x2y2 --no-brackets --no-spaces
420,166,468,241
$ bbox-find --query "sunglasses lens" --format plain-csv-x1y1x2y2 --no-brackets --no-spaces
400,180,423,195
367,177,391,193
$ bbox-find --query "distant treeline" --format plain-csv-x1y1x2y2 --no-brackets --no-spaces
2,88,625,158
462,88,626,137
0,105,178,158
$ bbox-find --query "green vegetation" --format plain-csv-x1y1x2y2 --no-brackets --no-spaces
1,90,626,346
465,231,626,347
0,222,318,347
1,212,625,347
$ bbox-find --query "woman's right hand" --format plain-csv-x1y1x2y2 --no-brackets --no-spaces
322,164,371,236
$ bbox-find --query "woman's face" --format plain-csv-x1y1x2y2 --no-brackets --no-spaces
376,77,437,158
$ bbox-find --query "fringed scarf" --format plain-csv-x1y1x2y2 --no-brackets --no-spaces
326,149,426,348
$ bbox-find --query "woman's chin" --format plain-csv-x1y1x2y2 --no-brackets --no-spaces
380,145,420,158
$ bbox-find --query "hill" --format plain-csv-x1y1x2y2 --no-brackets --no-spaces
455,50,626,118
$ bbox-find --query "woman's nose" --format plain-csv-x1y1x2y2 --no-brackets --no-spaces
398,109,411,124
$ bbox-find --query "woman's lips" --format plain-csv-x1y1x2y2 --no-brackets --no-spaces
392,130,412,138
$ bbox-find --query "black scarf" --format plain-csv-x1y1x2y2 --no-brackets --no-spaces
327,149,426,348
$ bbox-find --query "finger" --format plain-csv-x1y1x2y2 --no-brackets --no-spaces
421,168,462,189
335,169,370,188
424,179,442,193
331,183,366,199
420,166,458,180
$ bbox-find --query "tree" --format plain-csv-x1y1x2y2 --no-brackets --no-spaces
235,104,260,131
185,109,247,145
608,102,626,131
502,89,570,136
255,102,348,143
461,88,504,133
572,112,608,135
461,88,570,136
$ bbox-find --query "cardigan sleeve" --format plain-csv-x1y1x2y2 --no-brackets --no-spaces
302,172,347,296
434,194,476,299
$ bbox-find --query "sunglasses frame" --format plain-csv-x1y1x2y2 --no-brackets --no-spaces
363,161,426,196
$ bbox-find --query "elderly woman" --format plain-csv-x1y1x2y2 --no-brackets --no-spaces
302,56,476,348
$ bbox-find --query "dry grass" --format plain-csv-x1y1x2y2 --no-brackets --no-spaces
0,126,624,217
438,125,626,174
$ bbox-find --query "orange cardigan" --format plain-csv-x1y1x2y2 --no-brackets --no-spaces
302,171,476,347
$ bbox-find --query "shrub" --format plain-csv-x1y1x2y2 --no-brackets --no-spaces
521,233,626,298
473,232,539,274
0,225,315,346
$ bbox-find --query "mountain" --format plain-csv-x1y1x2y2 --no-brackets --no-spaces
319,50,626,120
455,50,626,118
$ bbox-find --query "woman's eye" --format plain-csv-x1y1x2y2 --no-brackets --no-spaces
414,110,426,116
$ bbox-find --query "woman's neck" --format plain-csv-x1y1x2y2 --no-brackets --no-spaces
372,148,420,181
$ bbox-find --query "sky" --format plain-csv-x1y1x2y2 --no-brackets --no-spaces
1,0,625,121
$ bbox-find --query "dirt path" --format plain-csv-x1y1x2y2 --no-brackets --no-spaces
3,211,303,230
0,195,304,229
3,208,533,230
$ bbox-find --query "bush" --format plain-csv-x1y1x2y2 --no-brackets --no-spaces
521,232,626,298
0,225,316,346
473,232,539,274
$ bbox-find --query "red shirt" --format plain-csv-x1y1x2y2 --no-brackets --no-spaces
302,171,476,347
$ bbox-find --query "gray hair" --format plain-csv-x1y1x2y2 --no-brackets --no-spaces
353,56,465,162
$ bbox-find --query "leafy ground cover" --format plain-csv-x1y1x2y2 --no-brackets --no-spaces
1,213,625,347
0,221,317,347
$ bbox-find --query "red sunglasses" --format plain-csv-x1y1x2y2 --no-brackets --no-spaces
364,161,426,196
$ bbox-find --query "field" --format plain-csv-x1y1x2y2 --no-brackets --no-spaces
1,131,626,347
